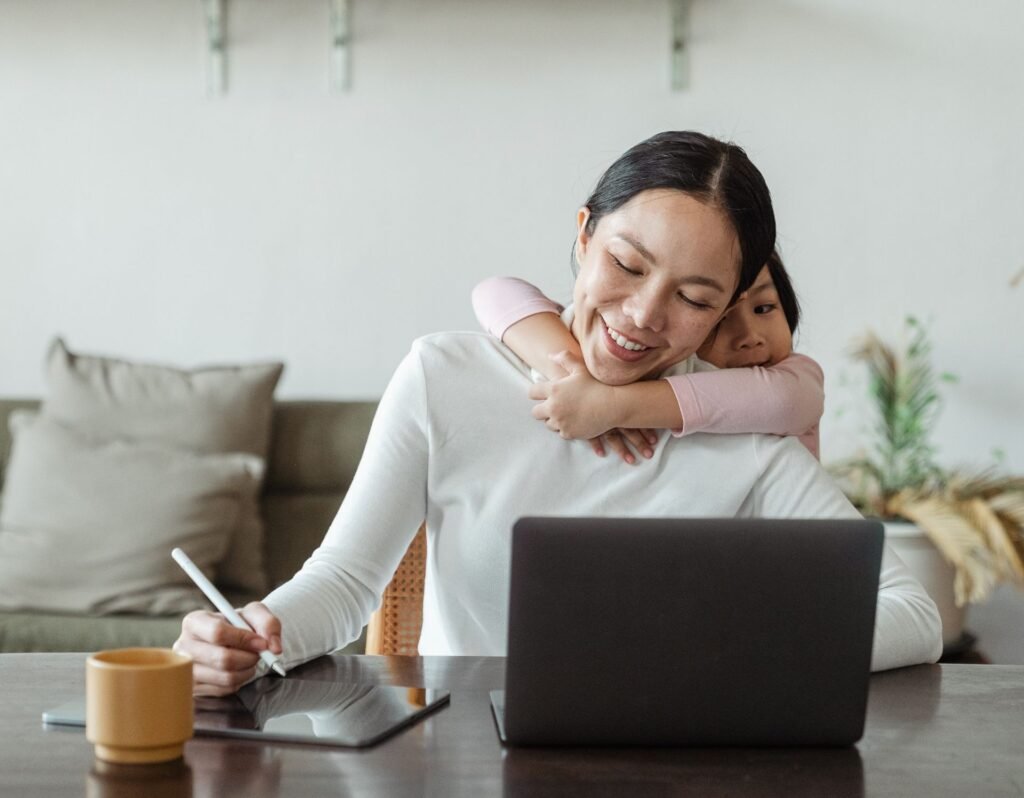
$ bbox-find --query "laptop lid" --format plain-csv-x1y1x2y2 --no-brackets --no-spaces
498,517,883,747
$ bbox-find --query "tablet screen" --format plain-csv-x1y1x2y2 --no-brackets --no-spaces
43,678,450,748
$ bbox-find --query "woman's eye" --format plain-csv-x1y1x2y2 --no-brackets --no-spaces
611,256,641,276
677,293,713,311
754,303,777,315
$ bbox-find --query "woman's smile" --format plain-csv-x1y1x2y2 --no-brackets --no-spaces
601,317,655,362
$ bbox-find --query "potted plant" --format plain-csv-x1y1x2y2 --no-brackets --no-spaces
830,317,1024,647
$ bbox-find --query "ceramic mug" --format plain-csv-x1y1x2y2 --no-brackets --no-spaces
86,648,194,764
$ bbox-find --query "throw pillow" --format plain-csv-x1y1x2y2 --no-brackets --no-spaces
0,413,262,615
41,338,284,593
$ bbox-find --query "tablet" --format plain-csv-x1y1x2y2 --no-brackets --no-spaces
43,677,450,749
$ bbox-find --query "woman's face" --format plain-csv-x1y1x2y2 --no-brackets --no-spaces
571,189,741,386
697,266,793,368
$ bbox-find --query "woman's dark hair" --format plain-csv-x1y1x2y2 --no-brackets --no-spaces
766,249,801,333
576,131,776,302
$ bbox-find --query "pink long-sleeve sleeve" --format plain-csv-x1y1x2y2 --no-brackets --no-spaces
667,353,825,459
471,277,564,341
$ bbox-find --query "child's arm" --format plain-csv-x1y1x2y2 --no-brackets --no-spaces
528,359,682,438
471,277,573,381
795,424,822,461
503,314,582,382
667,354,825,457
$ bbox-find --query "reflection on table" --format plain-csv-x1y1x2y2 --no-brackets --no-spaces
6,654,1023,798
196,677,441,746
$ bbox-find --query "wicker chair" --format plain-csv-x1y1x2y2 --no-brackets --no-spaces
365,524,427,656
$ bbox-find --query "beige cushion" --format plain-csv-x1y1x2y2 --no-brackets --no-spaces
43,338,283,457
0,413,262,615
41,338,284,593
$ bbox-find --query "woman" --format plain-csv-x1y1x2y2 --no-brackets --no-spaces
176,132,942,696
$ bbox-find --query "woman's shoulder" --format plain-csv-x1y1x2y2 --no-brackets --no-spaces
413,329,508,357
413,329,493,349
410,330,532,377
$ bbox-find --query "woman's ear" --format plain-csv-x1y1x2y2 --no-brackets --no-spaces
575,207,593,264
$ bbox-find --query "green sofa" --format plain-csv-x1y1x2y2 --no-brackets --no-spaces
0,399,378,653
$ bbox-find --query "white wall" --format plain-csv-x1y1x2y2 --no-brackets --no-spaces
1,0,1021,472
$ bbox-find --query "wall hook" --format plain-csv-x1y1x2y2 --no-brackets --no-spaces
330,0,351,92
671,0,693,91
204,0,227,96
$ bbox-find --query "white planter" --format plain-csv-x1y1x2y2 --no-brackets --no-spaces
883,521,966,646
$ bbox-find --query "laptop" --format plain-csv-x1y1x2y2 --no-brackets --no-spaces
490,517,883,747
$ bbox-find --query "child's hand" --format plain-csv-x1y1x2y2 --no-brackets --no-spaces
528,351,621,440
590,429,659,464
527,351,660,463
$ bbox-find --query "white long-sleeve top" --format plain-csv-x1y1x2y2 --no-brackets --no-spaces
263,331,942,673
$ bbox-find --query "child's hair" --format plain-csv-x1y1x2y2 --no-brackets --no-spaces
766,250,801,333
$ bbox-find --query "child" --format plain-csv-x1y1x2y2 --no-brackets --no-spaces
471,250,823,462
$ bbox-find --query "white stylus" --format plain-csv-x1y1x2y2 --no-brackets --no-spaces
171,547,287,677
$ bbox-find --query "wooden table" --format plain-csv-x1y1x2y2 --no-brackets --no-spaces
3,653,1023,797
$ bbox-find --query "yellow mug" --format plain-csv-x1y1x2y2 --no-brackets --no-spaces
86,648,194,764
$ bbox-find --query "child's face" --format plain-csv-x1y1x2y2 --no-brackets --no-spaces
696,266,793,368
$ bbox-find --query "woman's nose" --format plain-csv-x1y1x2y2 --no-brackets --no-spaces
623,284,666,332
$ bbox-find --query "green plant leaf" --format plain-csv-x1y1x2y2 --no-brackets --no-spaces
836,318,1024,601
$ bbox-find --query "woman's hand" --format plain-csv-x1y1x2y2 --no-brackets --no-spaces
528,351,658,463
174,602,283,697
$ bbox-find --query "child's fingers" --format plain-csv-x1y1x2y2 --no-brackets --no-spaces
641,429,659,446
589,438,607,457
527,384,550,401
620,429,654,459
545,419,570,439
604,432,636,465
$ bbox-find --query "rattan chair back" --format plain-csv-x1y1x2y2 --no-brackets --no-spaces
365,524,427,656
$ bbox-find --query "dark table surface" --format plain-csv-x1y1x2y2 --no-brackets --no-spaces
3,653,1023,797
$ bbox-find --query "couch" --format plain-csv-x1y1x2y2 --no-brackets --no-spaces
0,398,378,653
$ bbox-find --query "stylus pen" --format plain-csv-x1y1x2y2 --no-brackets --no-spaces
171,547,287,677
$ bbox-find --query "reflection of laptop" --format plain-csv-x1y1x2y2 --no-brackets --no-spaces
491,517,883,747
